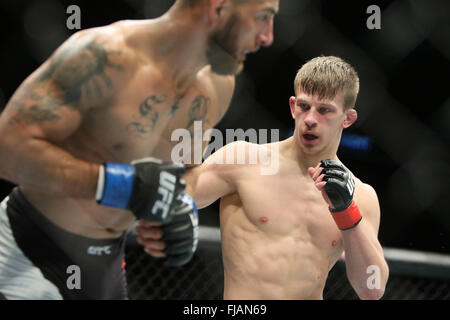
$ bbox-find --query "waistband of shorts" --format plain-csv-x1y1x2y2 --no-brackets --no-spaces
6,187,125,247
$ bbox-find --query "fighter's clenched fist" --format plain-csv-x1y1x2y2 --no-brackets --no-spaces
309,159,362,230
97,158,186,223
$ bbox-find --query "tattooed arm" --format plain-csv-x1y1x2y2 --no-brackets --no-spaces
0,30,128,198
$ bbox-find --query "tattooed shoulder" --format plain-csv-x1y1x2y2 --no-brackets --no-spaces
5,33,128,126
39,36,125,106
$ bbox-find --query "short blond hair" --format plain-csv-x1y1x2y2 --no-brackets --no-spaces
294,56,359,110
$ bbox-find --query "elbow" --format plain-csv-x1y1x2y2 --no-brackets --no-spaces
357,287,385,300
351,264,389,300
350,277,386,300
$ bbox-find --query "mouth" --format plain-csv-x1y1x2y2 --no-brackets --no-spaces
301,132,319,144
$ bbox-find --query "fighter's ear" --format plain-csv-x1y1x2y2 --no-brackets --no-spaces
208,0,231,25
343,108,357,128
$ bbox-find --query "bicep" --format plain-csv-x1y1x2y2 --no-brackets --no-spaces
0,75,85,184
2,77,82,142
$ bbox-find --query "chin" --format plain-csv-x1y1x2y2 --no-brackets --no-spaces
296,136,321,155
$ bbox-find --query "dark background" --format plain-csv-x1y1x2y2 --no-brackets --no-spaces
0,0,449,254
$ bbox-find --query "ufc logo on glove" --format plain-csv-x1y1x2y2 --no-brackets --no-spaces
346,176,355,195
97,158,187,222
151,172,177,219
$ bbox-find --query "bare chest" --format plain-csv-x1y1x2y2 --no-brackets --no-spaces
235,173,343,252
63,72,221,163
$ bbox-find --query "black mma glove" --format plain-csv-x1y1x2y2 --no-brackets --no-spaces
320,159,355,212
162,194,199,267
320,159,362,230
96,157,186,223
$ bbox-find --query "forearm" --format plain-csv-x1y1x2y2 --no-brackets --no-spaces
0,135,99,198
341,221,389,300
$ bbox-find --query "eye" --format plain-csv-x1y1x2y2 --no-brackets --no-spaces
319,107,331,114
260,14,271,22
298,103,310,111
255,12,273,23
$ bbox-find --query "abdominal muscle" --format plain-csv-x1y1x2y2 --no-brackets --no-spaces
220,206,332,300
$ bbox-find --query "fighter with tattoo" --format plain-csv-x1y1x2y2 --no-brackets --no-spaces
0,0,278,299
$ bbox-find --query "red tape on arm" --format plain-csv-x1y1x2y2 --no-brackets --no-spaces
331,201,362,230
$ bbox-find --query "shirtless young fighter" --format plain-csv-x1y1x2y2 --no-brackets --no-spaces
138,56,389,300
0,0,279,299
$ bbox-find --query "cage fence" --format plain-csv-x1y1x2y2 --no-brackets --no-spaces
0,0,448,301
125,227,450,300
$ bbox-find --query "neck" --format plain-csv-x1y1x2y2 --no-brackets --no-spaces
282,136,340,173
135,8,210,95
